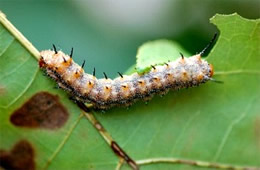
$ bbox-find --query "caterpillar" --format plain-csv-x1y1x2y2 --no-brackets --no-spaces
39,34,217,110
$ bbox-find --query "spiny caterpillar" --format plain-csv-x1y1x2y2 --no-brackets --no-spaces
39,34,217,110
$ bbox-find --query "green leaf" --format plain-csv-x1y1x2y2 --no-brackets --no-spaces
96,13,260,169
0,12,259,170
136,40,191,73
0,13,118,170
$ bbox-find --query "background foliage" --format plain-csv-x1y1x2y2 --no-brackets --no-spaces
0,1,260,170
0,0,259,78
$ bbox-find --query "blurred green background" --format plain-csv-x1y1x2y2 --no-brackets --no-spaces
0,0,259,78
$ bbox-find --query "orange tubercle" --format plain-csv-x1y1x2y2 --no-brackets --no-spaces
74,69,84,79
62,58,72,67
195,54,201,59
197,73,204,81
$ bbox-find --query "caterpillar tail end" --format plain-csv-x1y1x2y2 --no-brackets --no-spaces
209,64,214,77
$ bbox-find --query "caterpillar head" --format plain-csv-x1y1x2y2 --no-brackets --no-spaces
39,50,72,70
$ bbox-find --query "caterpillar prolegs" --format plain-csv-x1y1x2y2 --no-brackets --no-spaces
39,34,217,110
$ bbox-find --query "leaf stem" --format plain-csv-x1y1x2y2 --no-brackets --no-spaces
76,101,139,170
136,157,259,170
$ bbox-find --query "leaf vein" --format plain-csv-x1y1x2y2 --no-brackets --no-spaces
43,113,83,170
213,98,256,161
0,68,39,108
